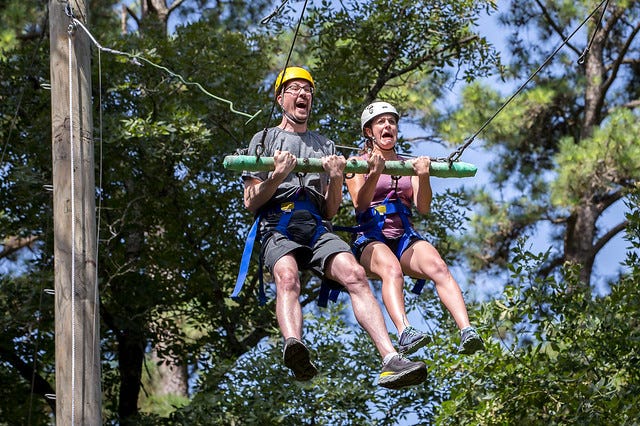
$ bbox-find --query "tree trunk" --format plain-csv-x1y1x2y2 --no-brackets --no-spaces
118,328,145,421
148,348,189,397
563,15,608,286
564,202,599,286
117,178,146,422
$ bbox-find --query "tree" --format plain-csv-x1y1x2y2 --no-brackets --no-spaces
2,0,275,422
436,191,640,424
440,0,640,288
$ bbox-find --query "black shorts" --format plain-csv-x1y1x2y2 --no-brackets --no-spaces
261,231,352,276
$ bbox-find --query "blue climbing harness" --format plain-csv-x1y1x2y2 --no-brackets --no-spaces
231,187,328,304
335,190,427,296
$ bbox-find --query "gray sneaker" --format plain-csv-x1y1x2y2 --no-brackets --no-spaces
378,355,427,389
283,337,318,381
398,326,430,354
458,327,484,355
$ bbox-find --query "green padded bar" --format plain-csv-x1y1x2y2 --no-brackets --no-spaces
223,155,477,178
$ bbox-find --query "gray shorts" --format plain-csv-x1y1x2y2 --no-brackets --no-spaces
261,231,351,276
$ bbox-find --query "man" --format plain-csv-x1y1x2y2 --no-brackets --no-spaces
242,67,427,389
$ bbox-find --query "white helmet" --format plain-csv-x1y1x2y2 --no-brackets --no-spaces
360,101,399,135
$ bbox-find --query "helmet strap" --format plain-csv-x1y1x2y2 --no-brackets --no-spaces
372,137,395,152
283,109,308,125
279,98,312,125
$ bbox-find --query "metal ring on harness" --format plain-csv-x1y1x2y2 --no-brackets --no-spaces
296,171,307,187
391,175,401,192
255,143,264,158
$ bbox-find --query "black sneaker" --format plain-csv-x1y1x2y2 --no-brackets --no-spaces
398,326,430,355
378,355,427,390
458,327,484,355
283,337,318,381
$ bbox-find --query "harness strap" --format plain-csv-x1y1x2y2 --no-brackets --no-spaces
232,191,328,304
393,203,426,294
231,215,267,304
351,196,428,296
318,279,342,308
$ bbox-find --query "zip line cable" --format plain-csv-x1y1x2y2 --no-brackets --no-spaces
69,18,262,125
446,0,610,164
255,0,310,156
261,0,290,24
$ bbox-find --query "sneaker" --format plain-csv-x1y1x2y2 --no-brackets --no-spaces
283,337,318,381
458,327,484,355
378,355,427,390
398,326,430,355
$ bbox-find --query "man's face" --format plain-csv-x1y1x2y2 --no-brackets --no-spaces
279,79,314,123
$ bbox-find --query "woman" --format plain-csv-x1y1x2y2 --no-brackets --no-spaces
345,101,484,355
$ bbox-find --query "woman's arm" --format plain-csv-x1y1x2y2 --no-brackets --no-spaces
345,154,385,212
411,156,432,215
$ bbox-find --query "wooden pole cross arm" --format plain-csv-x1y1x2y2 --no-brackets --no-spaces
223,155,477,178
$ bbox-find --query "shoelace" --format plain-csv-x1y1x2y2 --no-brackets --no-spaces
403,327,422,338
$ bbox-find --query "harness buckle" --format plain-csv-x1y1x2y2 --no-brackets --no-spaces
281,201,295,212
374,205,387,214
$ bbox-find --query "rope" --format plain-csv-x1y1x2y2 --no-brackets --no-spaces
94,40,104,402
446,0,611,163
67,20,77,426
69,18,261,124
578,0,610,64
255,0,310,157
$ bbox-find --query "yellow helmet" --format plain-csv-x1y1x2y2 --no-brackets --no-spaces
274,67,315,96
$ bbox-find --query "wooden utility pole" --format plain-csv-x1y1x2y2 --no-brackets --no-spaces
49,1,101,424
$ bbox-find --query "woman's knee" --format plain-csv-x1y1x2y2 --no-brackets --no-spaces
430,257,451,278
377,262,404,283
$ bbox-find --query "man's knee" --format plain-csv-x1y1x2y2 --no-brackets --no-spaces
333,255,368,288
273,258,301,293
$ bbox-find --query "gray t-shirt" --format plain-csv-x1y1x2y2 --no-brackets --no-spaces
241,127,336,233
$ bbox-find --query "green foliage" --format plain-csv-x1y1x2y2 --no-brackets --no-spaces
7,0,638,424
0,0,46,55
301,0,501,147
435,227,640,424
552,109,640,207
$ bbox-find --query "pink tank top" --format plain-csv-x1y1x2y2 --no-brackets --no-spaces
358,154,413,239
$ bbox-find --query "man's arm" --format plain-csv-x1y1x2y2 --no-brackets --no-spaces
322,155,346,219
243,150,297,213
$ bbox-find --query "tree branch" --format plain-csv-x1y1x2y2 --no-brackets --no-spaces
534,0,581,55
0,345,55,412
1,235,39,259
592,220,628,257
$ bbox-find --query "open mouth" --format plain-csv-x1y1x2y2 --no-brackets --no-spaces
295,99,309,111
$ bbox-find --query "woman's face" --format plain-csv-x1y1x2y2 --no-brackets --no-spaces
366,113,398,150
